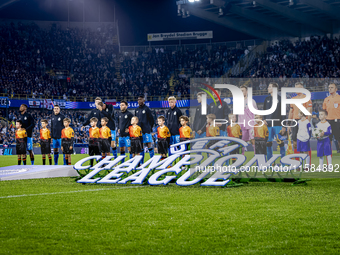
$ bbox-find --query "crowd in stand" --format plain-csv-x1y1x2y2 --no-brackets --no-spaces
0,22,246,101
2,22,340,146
243,36,340,90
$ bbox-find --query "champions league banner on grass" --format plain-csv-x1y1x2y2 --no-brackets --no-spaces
74,78,340,186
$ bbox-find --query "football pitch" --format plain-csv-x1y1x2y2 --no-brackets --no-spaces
1,153,340,254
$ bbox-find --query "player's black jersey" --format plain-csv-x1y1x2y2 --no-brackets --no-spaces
208,101,230,131
135,104,154,134
82,108,102,128
17,112,35,137
166,106,182,136
193,105,206,132
51,113,65,139
263,95,282,126
118,110,133,137
100,104,116,130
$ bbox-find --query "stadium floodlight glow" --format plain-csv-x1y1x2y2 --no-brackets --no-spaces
218,7,223,16
182,8,187,18
177,4,182,16
188,0,195,2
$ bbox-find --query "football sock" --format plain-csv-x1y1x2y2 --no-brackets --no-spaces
112,147,117,158
23,158,27,165
305,155,310,166
54,152,59,165
42,156,46,165
68,158,71,165
30,155,34,165
149,147,154,158
120,151,125,164
280,146,285,158
18,159,21,165
140,151,145,163
63,154,67,165
294,149,299,161
327,155,332,167
49,155,52,165
266,145,273,161
90,159,94,167
319,157,324,168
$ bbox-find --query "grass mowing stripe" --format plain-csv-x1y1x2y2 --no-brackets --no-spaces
0,185,146,199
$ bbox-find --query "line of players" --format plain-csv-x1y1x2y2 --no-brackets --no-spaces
14,82,340,169
14,96,192,165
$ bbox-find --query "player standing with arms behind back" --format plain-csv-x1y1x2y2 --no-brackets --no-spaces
166,96,182,151
88,117,100,167
193,92,207,138
40,119,52,165
118,101,133,160
315,110,333,170
15,120,27,165
135,95,154,163
208,88,230,137
17,104,35,165
61,118,74,165
97,100,117,158
51,105,65,165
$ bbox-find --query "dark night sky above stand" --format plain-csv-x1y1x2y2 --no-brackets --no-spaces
0,0,254,45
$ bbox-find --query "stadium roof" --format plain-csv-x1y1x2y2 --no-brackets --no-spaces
181,0,340,39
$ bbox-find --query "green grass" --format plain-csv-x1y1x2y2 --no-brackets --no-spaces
1,153,340,254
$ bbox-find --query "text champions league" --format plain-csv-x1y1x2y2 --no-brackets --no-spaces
74,137,309,187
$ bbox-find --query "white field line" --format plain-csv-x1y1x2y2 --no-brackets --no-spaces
0,186,146,199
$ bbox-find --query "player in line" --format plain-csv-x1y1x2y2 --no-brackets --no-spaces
254,115,269,156
208,88,230,137
97,100,117,158
118,101,133,161
322,83,340,153
239,85,257,154
61,118,74,165
315,110,333,170
15,120,27,165
88,117,100,167
193,92,207,138
263,83,282,160
99,117,112,159
288,82,312,158
40,119,52,165
296,111,312,169
51,105,66,165
156,116,170,161
17,104,35,165
166,96,183,153
227,114,242,164
135,96,154,163
129,116,143,158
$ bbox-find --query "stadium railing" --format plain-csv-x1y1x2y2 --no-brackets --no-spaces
0,85,327,103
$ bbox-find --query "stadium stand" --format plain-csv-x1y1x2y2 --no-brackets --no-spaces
1,22,340,146
0,22,246,102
